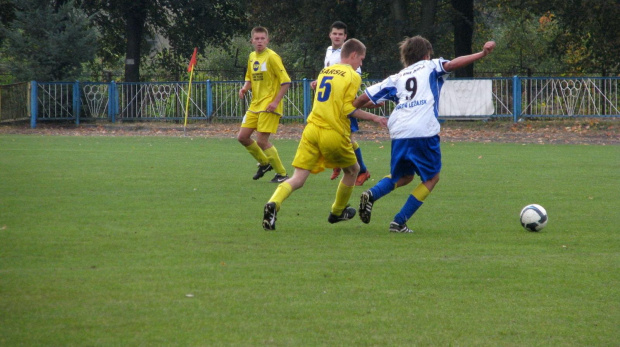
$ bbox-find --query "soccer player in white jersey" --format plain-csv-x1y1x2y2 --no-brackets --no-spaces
311,21,371,186
354,36,495,233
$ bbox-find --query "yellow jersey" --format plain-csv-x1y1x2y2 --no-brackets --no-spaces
307,64,361,138
244,48,291,115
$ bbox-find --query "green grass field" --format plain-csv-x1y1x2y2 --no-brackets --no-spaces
1,135,618,346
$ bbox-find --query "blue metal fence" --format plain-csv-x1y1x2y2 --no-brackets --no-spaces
4,76,618,128
0,82,29,124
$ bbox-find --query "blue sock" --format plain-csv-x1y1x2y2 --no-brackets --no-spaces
354,147,367,173
369,177,397,201
394,195,423,225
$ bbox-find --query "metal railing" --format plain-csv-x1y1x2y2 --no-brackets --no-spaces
519,77,619,117
4,77,618,128
0,82,29,123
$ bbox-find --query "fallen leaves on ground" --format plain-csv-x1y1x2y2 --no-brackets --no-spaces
0,119,617,145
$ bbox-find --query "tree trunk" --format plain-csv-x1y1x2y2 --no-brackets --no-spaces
451,0,474,77
121,3,147,118
390,0,407,40
419,0,438,44
124,5,146,82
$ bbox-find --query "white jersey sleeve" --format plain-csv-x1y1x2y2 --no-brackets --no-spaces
364,58,450,139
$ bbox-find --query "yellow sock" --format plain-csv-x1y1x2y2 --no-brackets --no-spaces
245,141,269,165
331,181,354,215
269,182,292,211
412,183,431,202
264,146,286,175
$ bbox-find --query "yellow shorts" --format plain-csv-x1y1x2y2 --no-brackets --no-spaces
241,111,280,134
292,123,356,174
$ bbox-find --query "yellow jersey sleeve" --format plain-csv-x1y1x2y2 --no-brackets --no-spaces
244,52,253,82
269,52,291,85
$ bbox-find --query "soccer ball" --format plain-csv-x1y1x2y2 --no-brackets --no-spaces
520,204,548,232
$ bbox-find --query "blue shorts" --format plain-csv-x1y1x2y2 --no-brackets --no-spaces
350,117,359,133
390,135,441,182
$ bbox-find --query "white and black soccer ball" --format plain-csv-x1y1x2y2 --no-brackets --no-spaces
520,204,548,232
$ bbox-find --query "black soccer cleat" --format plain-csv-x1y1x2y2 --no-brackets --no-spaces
359,190,374,224
389,221,413,233
253,163,273,180
328,206,357,224
270,173,289,183
263,202,277,230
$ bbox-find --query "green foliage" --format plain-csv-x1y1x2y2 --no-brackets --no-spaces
80,56,124,82
475,5,563,75
139,36,252,82
552,0,620,75
78,0,247,81
0,136,619,345
0,0,15,49
193,36,252,81
140,48,186,82
0,0,97,81
2,0,618,82
248,0,432,77
0,0,15,27
151,35,321,82
476,0,620,76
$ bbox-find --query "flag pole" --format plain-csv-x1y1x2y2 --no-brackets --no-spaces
184,48,198,136
183,70,194,135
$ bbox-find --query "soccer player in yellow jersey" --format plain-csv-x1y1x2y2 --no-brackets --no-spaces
311,21,372,186
262,39,388,231
238,26,292,183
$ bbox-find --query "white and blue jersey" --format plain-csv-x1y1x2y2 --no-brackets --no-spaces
364,58,450,139
364,58,450,181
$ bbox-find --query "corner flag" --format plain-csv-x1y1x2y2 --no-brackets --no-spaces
184,47,198,132
187,47,197,72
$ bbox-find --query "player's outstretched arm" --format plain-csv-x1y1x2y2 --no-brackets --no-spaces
352,93,385,110
350,109,388,127
352,93,371,109
361,100,384,109
443,41,495,72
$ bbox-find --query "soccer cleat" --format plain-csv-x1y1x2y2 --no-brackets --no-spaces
327,206,357,224
359,190,373,224
253,163,273,180
355,171,371,186
270,173,289,183
330,168,341,180
263,202,277,230
389,221,413,233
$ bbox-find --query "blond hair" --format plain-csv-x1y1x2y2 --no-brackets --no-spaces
251,26,269,38
341,38,366,58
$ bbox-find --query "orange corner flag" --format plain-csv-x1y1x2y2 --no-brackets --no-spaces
187,47,197,72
